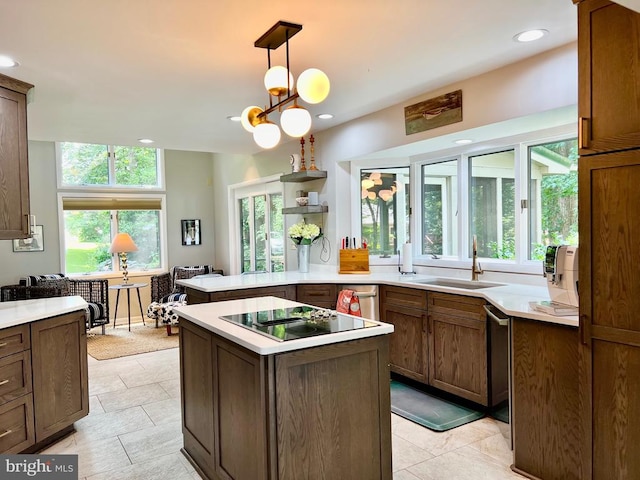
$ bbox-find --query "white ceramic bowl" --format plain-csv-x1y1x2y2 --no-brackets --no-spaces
296,197,309,206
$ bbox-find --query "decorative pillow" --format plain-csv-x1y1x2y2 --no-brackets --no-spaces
36,277,71,297
21,273,66,287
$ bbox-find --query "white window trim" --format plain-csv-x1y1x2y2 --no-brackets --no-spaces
57,192,168,278
227,174,284,276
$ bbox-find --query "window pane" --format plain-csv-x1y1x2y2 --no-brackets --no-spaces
528,139,578,260
254,195,266,272
239,198,251,273
361,167,410,256
114,146,159,186
64,210,111,273
422,159,458,257
269,194,284,272
60,143,109,186
117,210,161,269
470,150,516,259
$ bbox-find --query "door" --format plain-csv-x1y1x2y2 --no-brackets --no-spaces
579,149,640,479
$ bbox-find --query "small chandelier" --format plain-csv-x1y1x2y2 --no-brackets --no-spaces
240,21,330,149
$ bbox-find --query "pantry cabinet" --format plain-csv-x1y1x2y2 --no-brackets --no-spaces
0,73,33,240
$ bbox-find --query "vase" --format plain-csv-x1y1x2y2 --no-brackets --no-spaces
297,244,310,273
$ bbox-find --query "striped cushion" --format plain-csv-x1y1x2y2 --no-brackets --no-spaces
86,302,107,323
161,293,187,303
20,274,66,286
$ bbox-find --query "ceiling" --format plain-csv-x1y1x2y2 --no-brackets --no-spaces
0,0,631,156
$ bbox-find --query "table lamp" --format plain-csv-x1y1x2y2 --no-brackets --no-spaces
109,233,138,284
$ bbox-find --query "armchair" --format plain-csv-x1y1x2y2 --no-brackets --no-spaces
1,274,110,334
147,265,223,335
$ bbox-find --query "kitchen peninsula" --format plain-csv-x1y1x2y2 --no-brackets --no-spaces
176,296,394,480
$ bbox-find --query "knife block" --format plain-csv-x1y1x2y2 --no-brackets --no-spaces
339,249,370,274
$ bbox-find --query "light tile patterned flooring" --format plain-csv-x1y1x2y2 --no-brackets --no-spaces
42,347,526,480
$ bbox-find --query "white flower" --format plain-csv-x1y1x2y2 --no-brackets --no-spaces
288,221,321,245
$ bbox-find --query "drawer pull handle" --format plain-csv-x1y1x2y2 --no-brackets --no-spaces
0,379,8,386
0,342,7,348
0,429,12,439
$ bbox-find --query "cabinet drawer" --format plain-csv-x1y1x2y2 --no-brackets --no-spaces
0,325,30,359
296,284,338,308
380,285,427,310
428,292,486,320
0,395,35,454
0,351,32,406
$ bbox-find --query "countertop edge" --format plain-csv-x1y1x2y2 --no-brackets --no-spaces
0,296,88,329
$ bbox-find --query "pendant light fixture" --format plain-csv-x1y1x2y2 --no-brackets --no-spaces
240,21,330,149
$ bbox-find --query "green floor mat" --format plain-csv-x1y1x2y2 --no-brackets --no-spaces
390,380,485,432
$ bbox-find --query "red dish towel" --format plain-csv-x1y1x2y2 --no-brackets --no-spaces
336,289,362,316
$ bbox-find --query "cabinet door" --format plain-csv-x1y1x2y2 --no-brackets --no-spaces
578,0,640,154
0,81,30,239
579,150,640,479
428,312,487,405
211,285,296,302
380,303,428,383
30,311,88,442
296,283,338,309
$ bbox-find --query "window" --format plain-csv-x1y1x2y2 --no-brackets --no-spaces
528,138,578,260
360,167,410,256
57,142,166,275
469,150,516,259
421,159,458,257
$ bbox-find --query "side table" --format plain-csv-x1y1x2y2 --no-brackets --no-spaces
109,283,147,331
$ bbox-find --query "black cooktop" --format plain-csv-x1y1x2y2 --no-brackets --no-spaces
219,306,378,342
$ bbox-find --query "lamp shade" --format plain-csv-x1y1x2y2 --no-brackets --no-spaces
280,105,312,138
109,233,138,253
264,66,294,97
297,68,330,104
240,106,263,133
253,120,281,149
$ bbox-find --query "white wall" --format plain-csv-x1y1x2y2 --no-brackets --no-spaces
212,43,578,275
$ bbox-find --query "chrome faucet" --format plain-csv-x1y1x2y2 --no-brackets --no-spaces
471,235,483,281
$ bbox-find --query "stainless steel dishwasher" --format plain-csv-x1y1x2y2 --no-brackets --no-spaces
484,303,512,448
341,285,379,320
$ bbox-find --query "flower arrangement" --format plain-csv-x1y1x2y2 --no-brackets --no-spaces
288,221,321,245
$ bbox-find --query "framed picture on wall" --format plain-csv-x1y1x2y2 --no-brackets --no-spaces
181,219,201,246
13,225,44,252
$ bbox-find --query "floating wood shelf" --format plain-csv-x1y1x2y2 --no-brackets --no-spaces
279,171,327,183
282,205,328,215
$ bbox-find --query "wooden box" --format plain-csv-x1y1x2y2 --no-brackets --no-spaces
339,249,370,274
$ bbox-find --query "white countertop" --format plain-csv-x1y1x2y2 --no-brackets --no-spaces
178,271,579,328
175,296,394,355
0,296,88,329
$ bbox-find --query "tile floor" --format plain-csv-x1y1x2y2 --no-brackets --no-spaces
42,347,526,480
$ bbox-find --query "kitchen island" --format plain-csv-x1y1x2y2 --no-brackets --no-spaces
176,296,394,480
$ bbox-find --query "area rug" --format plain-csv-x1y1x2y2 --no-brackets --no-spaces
390,380,485,432
86,323,178,360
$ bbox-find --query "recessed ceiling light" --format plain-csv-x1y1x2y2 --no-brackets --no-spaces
316,113,334,120
455,139,473,145
227,115,241,122
513,29,548,43
0,55,18,67
138,138,154,144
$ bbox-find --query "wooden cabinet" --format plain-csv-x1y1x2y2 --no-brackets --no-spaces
577,1,640,478
31,311,89,443
187,285,296,304
180,317,392,480
0,73,33,240
511,317,580,480
296,283,337,309
379,285,428,383
577,0,640,155
427,292,488,405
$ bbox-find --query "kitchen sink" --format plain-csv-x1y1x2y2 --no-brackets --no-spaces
413,278,505,290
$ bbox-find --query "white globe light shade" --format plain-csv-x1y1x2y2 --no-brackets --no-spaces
240,106,262,133
297,68,330,104
264,66,294,96
253,121,281,149
280,105,312,138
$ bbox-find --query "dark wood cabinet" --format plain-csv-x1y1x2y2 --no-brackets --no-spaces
379,285,428,383
577,1,640,478
31,311,89,443
0,73,33,240
577,0,640,155
511,317,580,480
296,283,338,309
427,292,488,405
187,285,296,304
180,317,391,480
